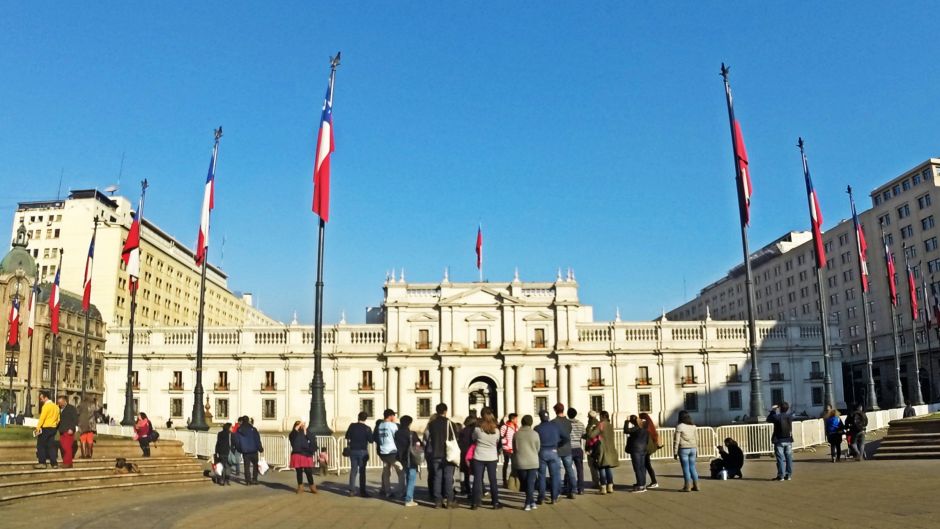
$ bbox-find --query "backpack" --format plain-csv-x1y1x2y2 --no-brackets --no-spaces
409,433,426,466
148,421,160,441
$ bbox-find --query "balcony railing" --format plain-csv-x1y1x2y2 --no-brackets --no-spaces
260,382,277,392
531,341,548,349
358,382,375,392
769,373,785,382
132,382,140,390
473,341,490,349
635,377,653,387
532,380,548,390
168,383,184,392
726,374,742,383
809,371,824,380
587,378,605,388
214,382,230,391
415,382,433,392
415,341,431,350
680,376,699,386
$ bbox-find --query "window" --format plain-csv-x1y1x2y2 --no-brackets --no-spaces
682,365,696,384
533,328,546,348
771,362,781,374
590,367,602,386
416,329,430,350
637,366,650,385
811,387,823,406
799,270,808,282
172,371,183,389
683,392,699,412
771,388,785,406
475,329,488,349
637,394,652,413
418,398,431,418
131,370,140,389
360,370,373,390
914,173,922,185
216,398,229,419
258,399,275,420
263,371,275,390
534,368,547,388
843,269,854,282
886,233,894,245
535,396,549,413
930,259,940,274
845,288,856,301
901,225,914,239
878,214,891,227
927,237,939,252
216,371,228,390
418,369,431,389
728,364,740,382
728,390,742,410
903,179,911,191
360,399,374,418
918,193,932,209
893,185,901,196
838,233,849,246
170,398,183,418
829,293,839,306
827,276,838,288
589,395,604,413
848,306,857,319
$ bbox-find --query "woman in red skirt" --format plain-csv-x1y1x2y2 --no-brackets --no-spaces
289,421,319,494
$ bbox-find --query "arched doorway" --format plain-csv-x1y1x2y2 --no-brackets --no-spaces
468,376,498,419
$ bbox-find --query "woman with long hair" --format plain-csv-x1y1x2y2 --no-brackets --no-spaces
673,410,699,492
624,414,649,493
471,407,502,509
289,420,318,494
134,412,153,457
585,410,619,494
824,408,845,462
638,412,660,488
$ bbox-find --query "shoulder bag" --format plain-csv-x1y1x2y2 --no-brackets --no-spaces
445,421,461,465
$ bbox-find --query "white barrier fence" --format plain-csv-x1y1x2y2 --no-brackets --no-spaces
94,403,940,473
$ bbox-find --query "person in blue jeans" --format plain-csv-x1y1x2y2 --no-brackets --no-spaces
345,411,374,496
673,410,699,492
394,415,422,506
534,410,567,503
767,402,794,481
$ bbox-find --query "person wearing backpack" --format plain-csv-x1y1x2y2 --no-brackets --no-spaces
845,404,869,461
824,408,845,462
395,415,423,507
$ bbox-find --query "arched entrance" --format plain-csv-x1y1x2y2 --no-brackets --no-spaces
468,376,498,419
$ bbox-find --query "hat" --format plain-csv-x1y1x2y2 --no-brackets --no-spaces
538,410,550,422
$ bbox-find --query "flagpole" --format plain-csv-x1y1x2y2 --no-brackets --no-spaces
902,245,926,405
309,53,340,436
80,217,98,401
880,221,906,408
121,180,148,426
51,251,62,400
798,139,835,410
721,64,764,421
926,275,937,401
848,186,879,410
189,127,222,432
24,278,37,417
6,286,20,416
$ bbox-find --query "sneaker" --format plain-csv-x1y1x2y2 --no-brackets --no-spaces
567,492,575,500
648,483,659,489
405,501,418,507
784,475,791,481
531,503,538,510
524,505,533,512
33,464,48,470
772,476,783,481
493,503,502,510
630,487,647,494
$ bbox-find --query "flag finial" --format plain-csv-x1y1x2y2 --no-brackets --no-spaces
215,126,223,141
797,137,804,150
720,62,730,80
330,52,342,70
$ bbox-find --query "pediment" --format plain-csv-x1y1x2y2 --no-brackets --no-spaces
465,312,497,322
523,311,554,322
407,312,440,323
440,286,522,306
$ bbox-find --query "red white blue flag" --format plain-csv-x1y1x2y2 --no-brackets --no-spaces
312,70,336,223
907,264,918,320
6,296,18,347
884,237,898,307
122,206,142,294
800,141,826,269
722,71,753,227
82,231,95,311
851,196,869,292
195,129,221,266
50,262,62,335
476,224,483,270
27,278,38,338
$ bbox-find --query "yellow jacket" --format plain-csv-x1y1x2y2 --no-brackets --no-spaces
35,400,60,431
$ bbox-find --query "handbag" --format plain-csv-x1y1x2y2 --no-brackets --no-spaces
507,471,520,492
257,457,270,475
465,443,476,463
227,450,240,466
342,446,351,457
445,422,461,465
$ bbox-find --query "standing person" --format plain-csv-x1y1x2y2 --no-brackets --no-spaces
470,407,502,510
33,391,60,469
289,421,318,494
673,410,699,492
56,396,78,468
567,408,586,495
426,403,458,509
638,412,661,488
845,404,869,461
551,403,577,500
585,410,619,494
903,400,917,418
717,438,744,478
499,413,518,488
395,415,422,507
214,422,234,486
344,411,373,497
534,410,566,504
457,415,476,497
624,414,649,493
512,414,540,512
134,412,154,458
230,418,242,478
824,408,845,463
377,409,402,498
77,395,97,459
767,402,794,481
235,415,264,485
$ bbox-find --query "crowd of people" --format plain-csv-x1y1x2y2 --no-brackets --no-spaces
32,391,99,469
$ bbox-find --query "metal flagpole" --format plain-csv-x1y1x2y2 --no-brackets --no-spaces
24,278,37,417
848,186,879,410
902,246,926,405
51,252,62,400
720,64,764,421
189,127,222,432
927,275,938,402
121,180,148,426
309,53,340,436
80,217,98,401
880,222,906,408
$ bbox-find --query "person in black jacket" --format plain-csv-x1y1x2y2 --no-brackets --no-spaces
425,403,458,509
214,423,234,486
345,411,373,497
56,396,79,469
289,421,318,494
624,415,649,493
717,437,744,478
235,416,264,485
395,415,422,506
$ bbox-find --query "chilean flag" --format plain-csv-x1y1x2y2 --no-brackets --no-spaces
476,224,483,270
27,278,38,338
122,209,141,294
50,265,61,336
312,71,335,223
733,120,753,226
851,197,869,292
7,296,19,347
82,231,95,311
800,141,826,269
885,237,898,307
195,130,220,266
908,264,918,320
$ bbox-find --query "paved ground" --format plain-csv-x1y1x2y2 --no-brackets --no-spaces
2,442,939,529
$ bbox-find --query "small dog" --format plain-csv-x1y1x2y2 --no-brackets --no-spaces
113,457,141,474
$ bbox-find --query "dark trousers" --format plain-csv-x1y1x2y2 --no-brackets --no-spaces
348,449,368,493
827,433,842,461
243,452,260,483
36,428,58,466
431,458,455,504
520,468,538,506
426,458,437,500
644,453,657,485
571,448,585,492
139,436,151,457
502,450,512,485
629,451,647,488
472,459,499,506
295,467,314,485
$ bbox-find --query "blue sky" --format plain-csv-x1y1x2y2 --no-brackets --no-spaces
2,3,939,324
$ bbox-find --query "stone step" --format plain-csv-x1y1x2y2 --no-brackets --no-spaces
0,477,207,503
0,456,194,470
0,462,202,481
0,440,185,461
0,469,205,494
874,451,940,460
875,444,940,452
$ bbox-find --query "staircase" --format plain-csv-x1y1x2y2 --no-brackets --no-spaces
0,439,207,502
874,417,940,460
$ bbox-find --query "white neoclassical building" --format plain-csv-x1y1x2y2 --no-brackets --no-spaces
102,274,845,431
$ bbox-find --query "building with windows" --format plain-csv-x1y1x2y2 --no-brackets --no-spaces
11,189,276,329
102,274,842,431
668,158,940,408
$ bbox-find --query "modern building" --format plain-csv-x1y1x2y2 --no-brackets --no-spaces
11,189,276,328
1,223,105,415
102,274,843,432
668,158,940,408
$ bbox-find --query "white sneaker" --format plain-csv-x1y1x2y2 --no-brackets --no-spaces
647,483,659,489
524,505,533,512
405,501,418,507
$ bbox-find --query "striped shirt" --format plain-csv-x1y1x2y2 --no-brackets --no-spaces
569,419,586,451
500,422,517,453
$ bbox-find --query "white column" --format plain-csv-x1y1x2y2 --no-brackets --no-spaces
557,363,564,404
449,366,456,414
395,367,401,411
503,363,513,415
440,363,447,403
566,364,573,410
384,367,392,411
513,366,520,415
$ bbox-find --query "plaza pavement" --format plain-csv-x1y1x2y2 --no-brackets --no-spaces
1,443,938,529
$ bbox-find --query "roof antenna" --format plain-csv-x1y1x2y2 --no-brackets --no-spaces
57,168,64,200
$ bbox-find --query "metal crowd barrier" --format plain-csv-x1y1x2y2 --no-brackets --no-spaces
715,423,775,455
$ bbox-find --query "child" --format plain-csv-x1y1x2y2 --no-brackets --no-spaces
318,447,329,475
